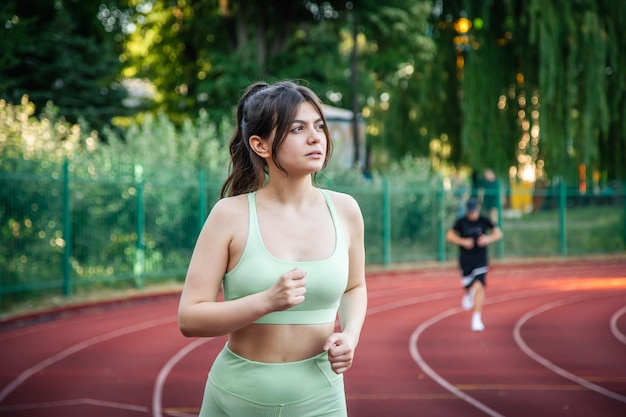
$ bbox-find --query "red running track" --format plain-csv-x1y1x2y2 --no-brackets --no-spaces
1,258,625,417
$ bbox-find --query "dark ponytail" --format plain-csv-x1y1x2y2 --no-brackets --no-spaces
220,82,269,198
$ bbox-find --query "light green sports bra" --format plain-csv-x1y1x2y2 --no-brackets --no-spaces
223,189,349,325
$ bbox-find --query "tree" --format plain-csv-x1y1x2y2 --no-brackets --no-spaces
6,0,622,182
425,0,626,182
0,0,128,132
117,0,437,169
527,0,626,182
350,1,437,166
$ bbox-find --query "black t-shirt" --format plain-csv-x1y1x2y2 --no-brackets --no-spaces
452,215,495,270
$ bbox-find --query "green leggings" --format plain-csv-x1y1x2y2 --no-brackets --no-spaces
199,345,347,417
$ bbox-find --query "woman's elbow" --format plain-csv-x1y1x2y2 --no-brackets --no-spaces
177,305,201,337
178,310,224,338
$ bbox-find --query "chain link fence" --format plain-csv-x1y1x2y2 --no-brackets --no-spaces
1,163,625,312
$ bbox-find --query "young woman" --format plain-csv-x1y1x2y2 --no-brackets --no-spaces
178,80,368,416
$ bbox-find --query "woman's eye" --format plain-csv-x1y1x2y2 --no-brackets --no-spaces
291,125,303,133
315,123,325,131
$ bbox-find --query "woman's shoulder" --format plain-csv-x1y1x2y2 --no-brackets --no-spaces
322,189,362,216
322,188,357,203
209,193,250,219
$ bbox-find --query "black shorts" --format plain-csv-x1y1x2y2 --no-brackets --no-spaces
460,266,487,289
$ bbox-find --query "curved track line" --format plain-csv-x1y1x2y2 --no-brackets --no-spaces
153,288,466,416
151,286,559,416
409,308,506,417
152,338,214,417
513,292,626,404
153,284,619,416
151,289,459,416
0,316,176,403
408,288,565,417
610,306,626,345
0,303,165,342
366,290,460,314
0,398,150,413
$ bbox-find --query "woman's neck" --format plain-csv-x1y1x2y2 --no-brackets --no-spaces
260,177,318,206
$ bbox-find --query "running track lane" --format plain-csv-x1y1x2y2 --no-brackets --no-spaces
0,258,625,416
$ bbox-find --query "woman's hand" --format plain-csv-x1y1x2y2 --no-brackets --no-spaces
264,268,307,311
324,333,356,374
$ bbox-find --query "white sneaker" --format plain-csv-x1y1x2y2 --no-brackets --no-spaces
462,289,474,310
471,314,485,332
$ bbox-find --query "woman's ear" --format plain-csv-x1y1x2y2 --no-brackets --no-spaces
249,135,270,158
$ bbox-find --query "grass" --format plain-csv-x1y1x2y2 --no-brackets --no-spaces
366,205,625,262
503,206,625,255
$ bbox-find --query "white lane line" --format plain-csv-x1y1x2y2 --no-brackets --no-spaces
513,293,626,403
152,338,214,417
0,316,176,403
408,288,561,417
0,398,150,413
154,287,554,417
150,289,474,415
409,308,506,417
151,288,467,416
610,306,626,345
152,285,621,416
0,298,176,342
366,290,461,314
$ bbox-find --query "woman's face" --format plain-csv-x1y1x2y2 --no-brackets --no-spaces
274,101,327,175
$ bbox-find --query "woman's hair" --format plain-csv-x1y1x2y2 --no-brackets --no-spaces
220,80,333,198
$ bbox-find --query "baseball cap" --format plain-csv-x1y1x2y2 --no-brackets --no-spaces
466,198,479,212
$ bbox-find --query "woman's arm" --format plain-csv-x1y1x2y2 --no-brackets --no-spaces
178,198,307,337
178,198,269,337
324,192,368,373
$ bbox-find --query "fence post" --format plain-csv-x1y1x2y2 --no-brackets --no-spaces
62,159,72,297
198,170,207,233
623,182,626,246
496,183,504,259
134,164,145,289
382,179,391,267
559,180,567,256
437,180,446,262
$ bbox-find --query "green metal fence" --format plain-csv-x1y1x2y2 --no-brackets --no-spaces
1,164,625,311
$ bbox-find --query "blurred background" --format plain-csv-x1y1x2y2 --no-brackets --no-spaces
1,0,625,314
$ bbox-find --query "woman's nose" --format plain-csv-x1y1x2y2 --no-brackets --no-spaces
308,128,323,142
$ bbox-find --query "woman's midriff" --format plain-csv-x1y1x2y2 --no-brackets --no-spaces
227,322,336,363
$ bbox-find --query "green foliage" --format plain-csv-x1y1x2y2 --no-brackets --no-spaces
2,0,625,191
318,2,438,168
116,0,437,169
0,96,99,173
90,110,231,182
0,97,89,297
330,156,453,264
462,0,624,181
0,0,128,132
65,110,232,287
525,0,610,180
1,96,231,302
